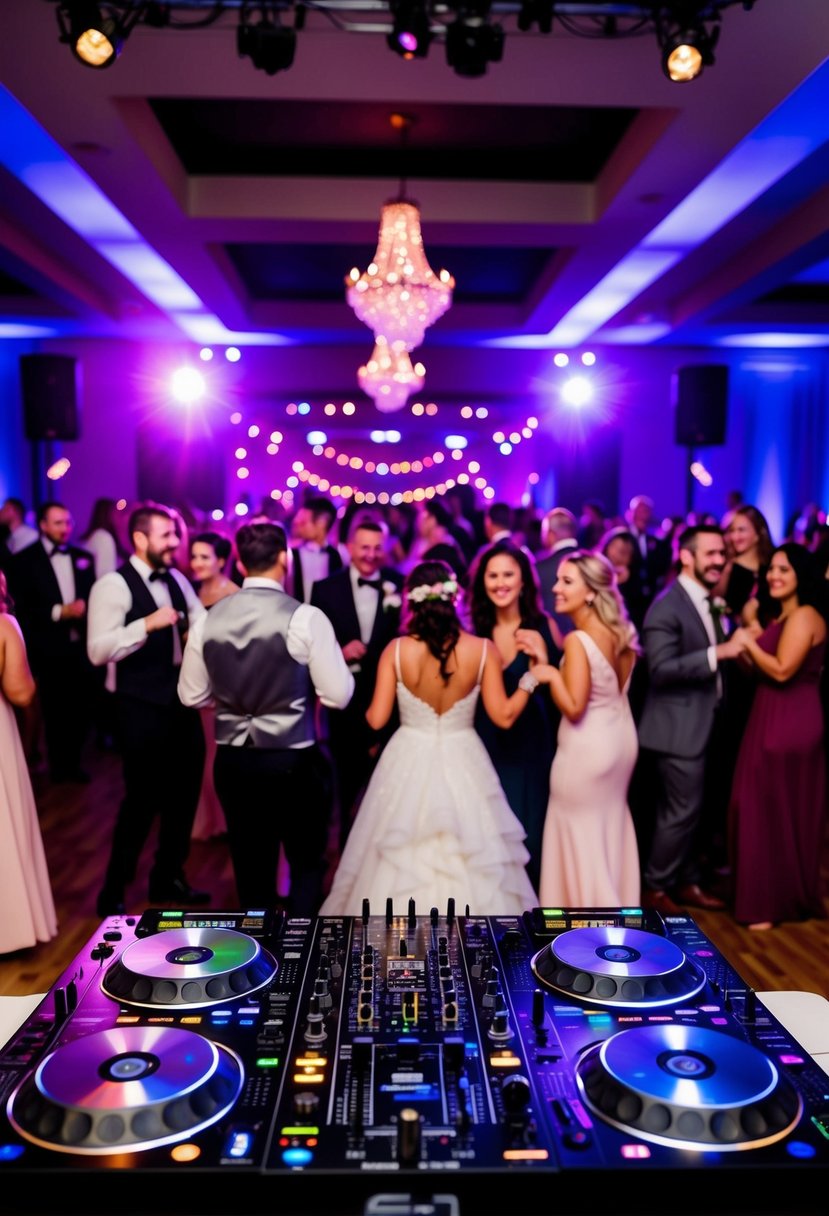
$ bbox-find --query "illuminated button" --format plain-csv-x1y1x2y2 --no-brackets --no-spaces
282,1147,313,1167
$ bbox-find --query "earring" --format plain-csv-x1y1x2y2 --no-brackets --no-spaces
586,596,594,607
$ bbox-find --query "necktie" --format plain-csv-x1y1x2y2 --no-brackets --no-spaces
357,577,381,589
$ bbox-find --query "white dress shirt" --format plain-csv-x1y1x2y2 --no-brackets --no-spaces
177,578,354,741
44,540,76,622
87,555,205,689
349,565,381,645
677,573,721,692
296,542,329,603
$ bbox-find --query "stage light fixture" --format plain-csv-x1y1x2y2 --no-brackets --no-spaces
237,5,297,75
445,4,504,78
59,2,127,68
658,18,719,83
387,0,433,59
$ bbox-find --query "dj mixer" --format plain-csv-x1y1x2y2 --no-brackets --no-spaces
0,902,827,1215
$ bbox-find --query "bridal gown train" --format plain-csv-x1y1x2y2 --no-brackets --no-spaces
320,639,538,917
539,631,640,908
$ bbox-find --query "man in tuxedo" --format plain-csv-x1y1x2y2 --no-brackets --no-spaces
534,507,579,638
8,500,96,782
87,501,209,916
638,524,744,917
311,517,403,849
626,494,672,609
290,494,344,603
179,522,354,916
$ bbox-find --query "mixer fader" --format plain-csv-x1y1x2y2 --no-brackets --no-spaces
0,901,827,1215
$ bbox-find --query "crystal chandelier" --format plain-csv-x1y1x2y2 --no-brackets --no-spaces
346,112,454,411
357,337,426,414
346,200,454,350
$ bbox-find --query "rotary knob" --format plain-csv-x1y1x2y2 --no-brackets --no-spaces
501,1074,531,1116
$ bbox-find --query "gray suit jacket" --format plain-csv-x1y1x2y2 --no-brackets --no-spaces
637,579,719,759
534,540,578,634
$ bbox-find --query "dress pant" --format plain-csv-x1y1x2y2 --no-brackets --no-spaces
100,694,205,897
642,750,708,892
214,742,333,917
35,643,94,778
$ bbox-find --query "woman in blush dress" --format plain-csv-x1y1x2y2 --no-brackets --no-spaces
189,532,238,842
728,544,827,931
469,540,559,892
320,560,538,917
526,551,641,908
0,572,57,953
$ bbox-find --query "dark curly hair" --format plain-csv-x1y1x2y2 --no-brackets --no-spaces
404,559,461,685
468,539,547,639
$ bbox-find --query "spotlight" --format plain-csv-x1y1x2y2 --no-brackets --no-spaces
58,2,127,68
445,4,504,78
387,0,433,59
659,20,719,83
237,6,297,75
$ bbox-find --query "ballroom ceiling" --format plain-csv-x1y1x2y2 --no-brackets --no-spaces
1,0,828,358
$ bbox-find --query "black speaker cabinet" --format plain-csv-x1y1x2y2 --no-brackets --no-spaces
674,364,728,446
20,354,80,441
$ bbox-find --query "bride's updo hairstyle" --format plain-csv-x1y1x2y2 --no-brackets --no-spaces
563,550,641,656
405,559,461,684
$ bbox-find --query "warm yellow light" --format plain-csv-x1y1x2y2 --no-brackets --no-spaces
666,42,703,82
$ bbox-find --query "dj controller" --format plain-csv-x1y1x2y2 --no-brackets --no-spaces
0,902,827,1216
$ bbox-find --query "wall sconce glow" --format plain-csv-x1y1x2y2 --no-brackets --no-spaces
46,457,71,480
561,375,594,407
199,348,214,361
553,353,570,367
690,460,713,487
225,347,242,362
445,435,468,450
171,367,206,403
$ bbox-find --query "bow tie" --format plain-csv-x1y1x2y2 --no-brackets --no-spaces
357,576,381,589
50,543,69,556
149,569,173,584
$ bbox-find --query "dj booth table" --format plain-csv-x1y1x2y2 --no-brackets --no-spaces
0,905,827,1216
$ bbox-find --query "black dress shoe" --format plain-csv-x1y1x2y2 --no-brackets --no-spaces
641,887,683,917
148,877,211,906
96,890,126,918
673,883,726,911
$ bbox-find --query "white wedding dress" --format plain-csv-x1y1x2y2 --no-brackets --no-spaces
320,639,538,917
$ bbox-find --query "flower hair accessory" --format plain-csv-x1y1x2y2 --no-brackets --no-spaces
407,579,458,605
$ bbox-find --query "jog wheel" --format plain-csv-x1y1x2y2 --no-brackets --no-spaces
102,927,277,1008
8,1026,244,1154
531,926,706,1008
576,1024,802,1150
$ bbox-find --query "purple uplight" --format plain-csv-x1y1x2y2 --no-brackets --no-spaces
398,32,418,52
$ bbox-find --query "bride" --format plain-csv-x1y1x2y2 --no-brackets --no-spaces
320,560,540,917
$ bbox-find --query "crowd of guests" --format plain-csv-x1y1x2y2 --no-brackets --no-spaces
0,485,827,951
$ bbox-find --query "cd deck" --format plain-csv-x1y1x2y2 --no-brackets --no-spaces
0,904,827,1215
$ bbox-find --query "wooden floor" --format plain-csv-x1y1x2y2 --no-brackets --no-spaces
2,743,828,1001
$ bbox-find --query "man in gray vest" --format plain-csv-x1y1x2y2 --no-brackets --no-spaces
179,521,354,916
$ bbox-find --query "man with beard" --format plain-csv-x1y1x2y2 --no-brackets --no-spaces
638,524,744,917
87,501,209,916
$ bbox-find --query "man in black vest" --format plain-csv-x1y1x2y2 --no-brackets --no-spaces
179,521,354,915
87,501,209,916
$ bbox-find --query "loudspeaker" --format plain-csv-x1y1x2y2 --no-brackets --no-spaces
674,364,728,446
20,355,80,441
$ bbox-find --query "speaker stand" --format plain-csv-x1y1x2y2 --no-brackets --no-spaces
685,446,696,516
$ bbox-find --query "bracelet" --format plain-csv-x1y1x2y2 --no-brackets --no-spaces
518,671,539,694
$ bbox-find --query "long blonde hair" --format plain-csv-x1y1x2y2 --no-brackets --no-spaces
563,550,641,655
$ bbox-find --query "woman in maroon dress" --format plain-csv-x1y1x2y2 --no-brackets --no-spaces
728,543,828,930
